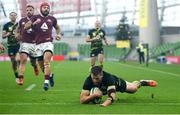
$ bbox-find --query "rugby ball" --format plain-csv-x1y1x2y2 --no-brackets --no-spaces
90,87,102,104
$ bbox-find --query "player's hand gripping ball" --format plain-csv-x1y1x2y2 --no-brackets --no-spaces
90,87,102,104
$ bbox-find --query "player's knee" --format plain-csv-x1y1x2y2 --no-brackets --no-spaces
132,81,141,88
129,85,139,93
21,59,27,65
10,57,16,62
98,58,103,63
20,57,27,64
99,60,103,64
126,84,138,93
44,62,50,68
131,87,138,93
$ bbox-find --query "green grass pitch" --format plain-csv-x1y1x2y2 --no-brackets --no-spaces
0,61,180,114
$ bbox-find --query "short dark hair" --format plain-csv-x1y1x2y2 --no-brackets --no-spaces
91,66,102,76
26,4,34,9
9,12,17,15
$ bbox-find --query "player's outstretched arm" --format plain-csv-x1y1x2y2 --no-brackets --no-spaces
100,92,115,107
100,86,116,107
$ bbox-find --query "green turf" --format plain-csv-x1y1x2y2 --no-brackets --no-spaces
0,61,180,114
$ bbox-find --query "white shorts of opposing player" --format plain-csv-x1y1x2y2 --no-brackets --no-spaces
35,42,54,57
19,43,37,57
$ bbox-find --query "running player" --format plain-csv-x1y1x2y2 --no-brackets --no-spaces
86,20,108,69
15,4,40,85
24,2,62,91
2,12,20,83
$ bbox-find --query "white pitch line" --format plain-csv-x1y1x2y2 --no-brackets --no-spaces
0,102,180,106
0,102,73,106
0,89,80,92
37,89,80,92
119,63,180,77
25,84,36,91
29,89,80,92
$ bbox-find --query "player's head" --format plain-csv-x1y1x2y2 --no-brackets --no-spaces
26,4,34,18
91,66,103,85
95,20,101,29
40,2,50,16
9,12,17,22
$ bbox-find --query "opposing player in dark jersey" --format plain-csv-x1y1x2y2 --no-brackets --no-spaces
24,2,62,91
2,12,20,83
80,66,157,107
86,20,108,68
15,5,40,85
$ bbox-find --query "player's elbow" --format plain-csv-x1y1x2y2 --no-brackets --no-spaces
2,36,6,39
80,98,89,104
55,25,60,30
2,33,6,38
85,36,91,42
80,99,85,104
80,97,90,104
85,38,89,42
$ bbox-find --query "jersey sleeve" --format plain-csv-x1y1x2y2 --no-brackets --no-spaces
82,76,92,91
104,72,116,87
53,17,57,27
2,23,8,31
18,19,23,29
107,76,116,86
102,29,106,39
88,29,92,38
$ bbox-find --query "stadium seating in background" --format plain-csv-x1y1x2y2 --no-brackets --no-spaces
77,44,91,58
174,48,180,56
54,42,70,55
150,41,180,58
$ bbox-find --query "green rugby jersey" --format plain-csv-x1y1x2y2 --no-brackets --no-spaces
3,22,19,46
88,28,106,50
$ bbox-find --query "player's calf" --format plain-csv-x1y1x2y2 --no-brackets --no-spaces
33,65,39,76
17,75,24,85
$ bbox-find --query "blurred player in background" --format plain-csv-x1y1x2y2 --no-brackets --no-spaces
24,2,62,91
15,5,40,85
2,12,20,83
86,20,108,69
80,66,157,107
